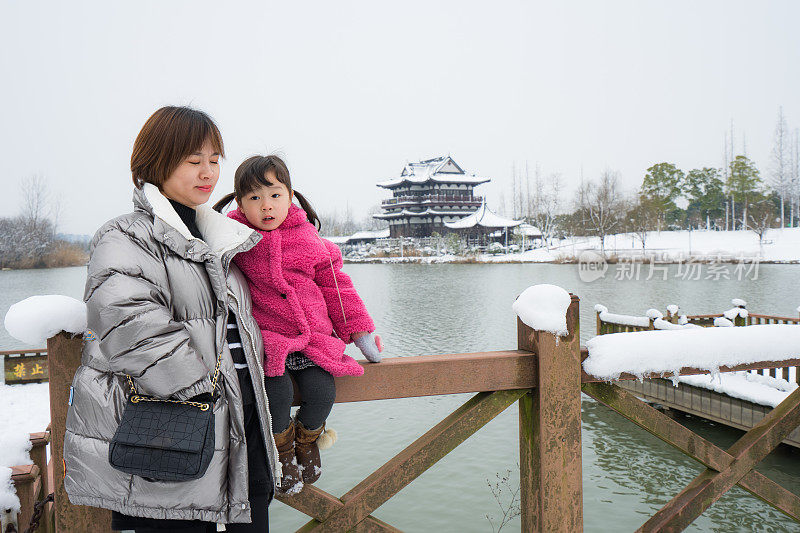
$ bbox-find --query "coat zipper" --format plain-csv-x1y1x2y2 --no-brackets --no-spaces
227,290,281,482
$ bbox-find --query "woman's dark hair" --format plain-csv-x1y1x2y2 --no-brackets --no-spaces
131,106,224,188
213,155,321,230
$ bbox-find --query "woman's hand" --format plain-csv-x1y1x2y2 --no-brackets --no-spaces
353,332,383,363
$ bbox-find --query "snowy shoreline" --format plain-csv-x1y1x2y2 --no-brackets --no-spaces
345,256,800,265
343,227,800,265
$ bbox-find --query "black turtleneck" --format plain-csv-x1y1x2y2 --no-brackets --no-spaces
168,199,203,240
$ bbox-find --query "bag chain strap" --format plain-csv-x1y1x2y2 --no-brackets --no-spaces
126,348,223,412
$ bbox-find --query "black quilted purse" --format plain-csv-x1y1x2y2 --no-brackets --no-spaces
108,356,221,482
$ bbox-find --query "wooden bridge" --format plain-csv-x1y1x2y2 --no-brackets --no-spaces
597,303,800,449
6,294,800,532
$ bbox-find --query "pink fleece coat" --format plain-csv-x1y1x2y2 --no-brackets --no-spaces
228,204,373,377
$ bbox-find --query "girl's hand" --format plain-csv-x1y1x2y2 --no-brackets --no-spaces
353,332,382,363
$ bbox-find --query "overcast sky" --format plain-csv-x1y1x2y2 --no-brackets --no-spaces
2,1,799,235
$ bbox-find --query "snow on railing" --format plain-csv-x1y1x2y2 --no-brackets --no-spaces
593,304,650,328
4,295,87,346
583,324,800,382
513,284,571,337
653,318,701,330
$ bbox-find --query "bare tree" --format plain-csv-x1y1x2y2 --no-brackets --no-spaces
319,203,358,236
770,106,791,228
627,196,659,250
362,204,389,231
21,175,52,232
578,170,625,255
747,197,777,256
530,171,561,246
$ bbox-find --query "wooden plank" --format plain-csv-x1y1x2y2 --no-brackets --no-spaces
520,294,583,533
519,392,539,533
47,333,111,532
582,382,800,525
0,348,47,356
277,486,400,532
304,389,526,531
333,351,536,404
638,385,800,532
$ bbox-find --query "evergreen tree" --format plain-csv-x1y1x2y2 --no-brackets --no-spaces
641,162,685,229
684,167,725,229
726,155,762,229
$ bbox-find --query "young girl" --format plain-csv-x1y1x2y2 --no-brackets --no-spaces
214,155,382,495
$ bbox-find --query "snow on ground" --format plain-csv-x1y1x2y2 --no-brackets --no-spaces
513,284,571,336
545,227,800,262
0,383,51,513
583,324,800,381
677,371,797,408
4,295,86,346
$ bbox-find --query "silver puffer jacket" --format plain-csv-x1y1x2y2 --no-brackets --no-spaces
64,183,279,524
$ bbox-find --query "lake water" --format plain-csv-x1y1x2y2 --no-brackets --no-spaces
2,263,800,531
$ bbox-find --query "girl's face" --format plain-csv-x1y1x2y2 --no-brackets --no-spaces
238,176,293,231
161,139,220,207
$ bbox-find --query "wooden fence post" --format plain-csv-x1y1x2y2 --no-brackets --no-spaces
47,332,111,532
518,294,583,532
11,464,39,533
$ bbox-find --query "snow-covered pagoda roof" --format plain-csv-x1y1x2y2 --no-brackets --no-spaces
322,228,390,244
515,223,542,237
348,228,390,240
444,201,522,229
377,156,490,189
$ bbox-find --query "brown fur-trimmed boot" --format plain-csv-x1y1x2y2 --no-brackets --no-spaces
294,419,326,484
273,422,303,495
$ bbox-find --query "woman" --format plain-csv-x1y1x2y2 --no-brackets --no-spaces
63,106,279,532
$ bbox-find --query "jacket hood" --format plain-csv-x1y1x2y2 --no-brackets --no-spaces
134,183,260,259
227,203,311,232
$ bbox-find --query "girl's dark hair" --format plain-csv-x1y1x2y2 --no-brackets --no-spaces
213,155,321,230
131,106,224,188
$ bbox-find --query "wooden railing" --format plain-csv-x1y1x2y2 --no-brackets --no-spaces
382,194,483,206
12,294,800,531
6,428,52,533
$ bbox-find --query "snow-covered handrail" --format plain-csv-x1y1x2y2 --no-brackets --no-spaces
594,304,650,328
583,324,800,382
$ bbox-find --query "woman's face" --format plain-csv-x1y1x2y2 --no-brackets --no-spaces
161,139,220,207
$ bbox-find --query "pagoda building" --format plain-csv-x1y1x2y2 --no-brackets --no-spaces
374,156,490,237
444,199,523,244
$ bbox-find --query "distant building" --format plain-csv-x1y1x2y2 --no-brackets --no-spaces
373,156,490,237
444,200,523,243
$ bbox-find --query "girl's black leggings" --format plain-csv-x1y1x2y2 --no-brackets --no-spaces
265,365,336,433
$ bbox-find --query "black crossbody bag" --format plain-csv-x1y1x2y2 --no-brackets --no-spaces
108,354,222,481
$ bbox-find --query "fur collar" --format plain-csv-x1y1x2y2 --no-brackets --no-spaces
135,183,257,256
